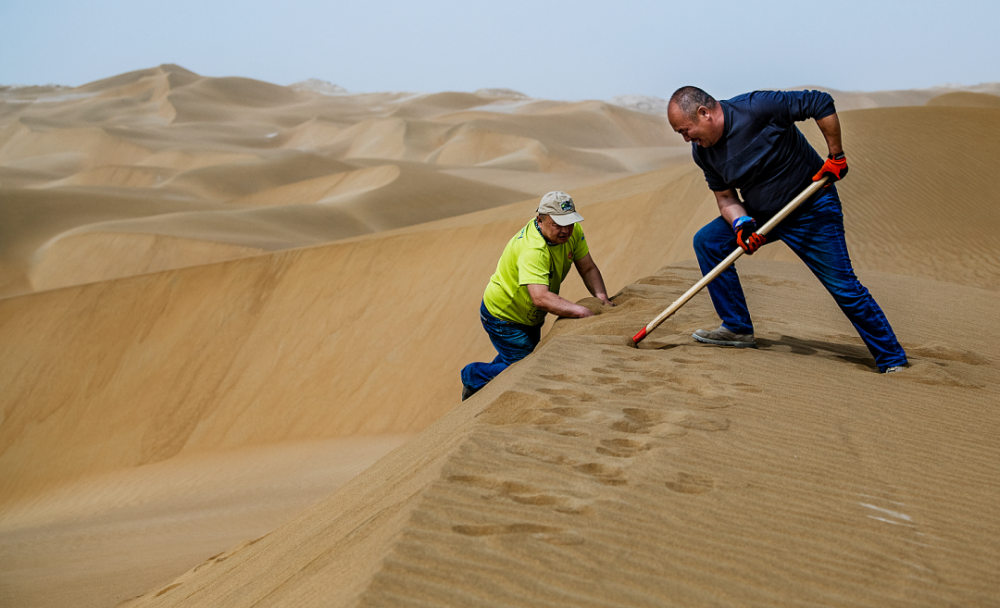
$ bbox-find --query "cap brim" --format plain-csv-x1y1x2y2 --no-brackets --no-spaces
551,212,584,226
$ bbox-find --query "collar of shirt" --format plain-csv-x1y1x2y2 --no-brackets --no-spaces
533,218,560,246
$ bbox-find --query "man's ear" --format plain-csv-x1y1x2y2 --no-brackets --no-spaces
697,106,710,121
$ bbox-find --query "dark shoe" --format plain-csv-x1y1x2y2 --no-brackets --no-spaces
692,325,756,348
462,384,478,401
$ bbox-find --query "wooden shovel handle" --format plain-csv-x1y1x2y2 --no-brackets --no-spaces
632,177,829,344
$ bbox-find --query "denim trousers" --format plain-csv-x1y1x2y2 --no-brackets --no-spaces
692,188,907,372
461,301,542,390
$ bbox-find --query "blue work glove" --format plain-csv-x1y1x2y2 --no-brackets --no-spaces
733,216,766,254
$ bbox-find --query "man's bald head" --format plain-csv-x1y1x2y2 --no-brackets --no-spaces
669,86,718,120
667,86,725,148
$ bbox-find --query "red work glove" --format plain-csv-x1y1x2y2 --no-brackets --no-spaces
813,152,848,182
733,216,766,254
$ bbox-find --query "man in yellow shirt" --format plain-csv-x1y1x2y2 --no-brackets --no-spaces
461,191,614,400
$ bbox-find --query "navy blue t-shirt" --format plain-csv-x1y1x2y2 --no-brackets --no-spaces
691,90,837,220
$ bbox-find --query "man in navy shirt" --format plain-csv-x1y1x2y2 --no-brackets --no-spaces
666,86,907,373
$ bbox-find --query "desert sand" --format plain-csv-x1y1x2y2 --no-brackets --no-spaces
1,66,999,607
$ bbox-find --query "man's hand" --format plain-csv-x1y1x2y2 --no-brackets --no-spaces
813,152,848,182
573,253,615,308
733,216,766,254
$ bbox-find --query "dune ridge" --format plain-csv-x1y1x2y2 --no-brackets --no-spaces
791,82,1000,110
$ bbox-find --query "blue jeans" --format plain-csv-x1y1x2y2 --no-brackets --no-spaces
461,301,542,390
692,188,907,372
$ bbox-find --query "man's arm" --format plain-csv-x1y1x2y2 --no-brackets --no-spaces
573,253,614,306
815,112,844,157
812,112,849,182
715,189,766,254
527,284,594,318
714,188,748,226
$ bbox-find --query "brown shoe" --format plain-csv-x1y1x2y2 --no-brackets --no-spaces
692,326,756,348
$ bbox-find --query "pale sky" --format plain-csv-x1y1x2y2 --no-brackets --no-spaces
1,0,997,101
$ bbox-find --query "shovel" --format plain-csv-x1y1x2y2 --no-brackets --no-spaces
631,177,829,345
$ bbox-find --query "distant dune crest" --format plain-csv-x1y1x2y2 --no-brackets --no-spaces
290,78,348,96
609,94,670,114
926,90,1000,108
474,87,531,99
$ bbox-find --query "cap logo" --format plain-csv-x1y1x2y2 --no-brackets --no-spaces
560,201,574,212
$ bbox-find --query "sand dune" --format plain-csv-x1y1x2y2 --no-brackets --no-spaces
120,260,1000,608
1,67,999,608
0,187,216,295
158,152,356,200
0,65,686,298
926,91,1000,108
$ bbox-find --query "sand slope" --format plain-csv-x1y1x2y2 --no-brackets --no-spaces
2,69,1000,608
0,163,709,506
123,260,1000,607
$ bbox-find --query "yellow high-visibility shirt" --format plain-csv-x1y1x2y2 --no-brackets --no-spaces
483,219,589,326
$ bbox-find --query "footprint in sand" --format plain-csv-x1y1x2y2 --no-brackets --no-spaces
665,472,715,494
608,407,726,436
573,462,628,486
452,523,560,536
608,381,671,397
545,428,590,437
536,387,597,404
906,342,991,366
505,444,628,486
531,406,600,437
506,442,577,466
539,373,581,383
447,474,594,515
541,406,589,419
508,493,593,515
609,407,666,434
596,437,652,458
670,411,730,432
893,361,986,389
